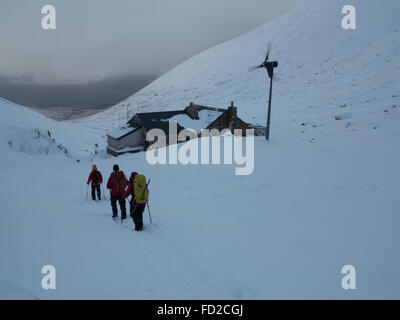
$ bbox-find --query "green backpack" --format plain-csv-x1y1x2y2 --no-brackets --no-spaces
134,174,149,204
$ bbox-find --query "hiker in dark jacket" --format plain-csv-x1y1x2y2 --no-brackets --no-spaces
87,165,103,201
107,164,128,219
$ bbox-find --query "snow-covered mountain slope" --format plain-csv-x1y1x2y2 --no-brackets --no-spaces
85,0,400,140
1,0,400,299
0,98,107,160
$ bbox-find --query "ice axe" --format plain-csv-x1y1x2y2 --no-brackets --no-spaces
143,179,153,225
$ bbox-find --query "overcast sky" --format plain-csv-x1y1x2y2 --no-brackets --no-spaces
0,0,307,107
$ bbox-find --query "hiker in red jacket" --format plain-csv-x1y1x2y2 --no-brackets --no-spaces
107,164,128,219
87,165,103,201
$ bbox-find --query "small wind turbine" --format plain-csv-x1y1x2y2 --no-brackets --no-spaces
249,43,278,140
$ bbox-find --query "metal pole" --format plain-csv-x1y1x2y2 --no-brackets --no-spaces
266,73,273,140
147,202,153,224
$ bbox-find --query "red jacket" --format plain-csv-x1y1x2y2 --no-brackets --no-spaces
123,182,135,205
87,170,103,186
107,171,128,196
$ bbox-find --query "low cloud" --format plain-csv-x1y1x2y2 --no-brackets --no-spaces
0,0,306,85
0,74,156,108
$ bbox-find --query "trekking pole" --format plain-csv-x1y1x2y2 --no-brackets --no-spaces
147,202,153,224
142,179,152,225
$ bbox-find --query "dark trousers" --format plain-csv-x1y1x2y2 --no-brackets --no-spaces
111,195,126,218
91,185,101,200
130,204,145,231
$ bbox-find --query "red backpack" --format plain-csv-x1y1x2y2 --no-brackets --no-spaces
111,171,127,195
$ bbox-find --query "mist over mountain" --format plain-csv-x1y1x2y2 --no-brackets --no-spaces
0,75,156,109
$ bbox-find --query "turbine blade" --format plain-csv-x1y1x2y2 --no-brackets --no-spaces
264,42,272,63
248,65,260,72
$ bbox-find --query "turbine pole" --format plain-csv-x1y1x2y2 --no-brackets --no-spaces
266,71,273,141
249,44,278,141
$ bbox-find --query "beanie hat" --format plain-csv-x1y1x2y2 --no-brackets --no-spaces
92,165,97,170
113,164,119,172
130,172,138,180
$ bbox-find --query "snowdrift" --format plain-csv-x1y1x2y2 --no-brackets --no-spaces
0,98,106,160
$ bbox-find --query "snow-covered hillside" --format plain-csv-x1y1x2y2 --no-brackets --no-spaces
1,0,400,299
85,0,400,140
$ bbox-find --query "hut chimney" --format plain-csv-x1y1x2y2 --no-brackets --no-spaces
227,101,238,132
228,101,237,119
185,102,199,119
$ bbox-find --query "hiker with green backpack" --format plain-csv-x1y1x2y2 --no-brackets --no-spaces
124,172,149,231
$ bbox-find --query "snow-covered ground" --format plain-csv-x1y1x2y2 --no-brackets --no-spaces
1,0,400,299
